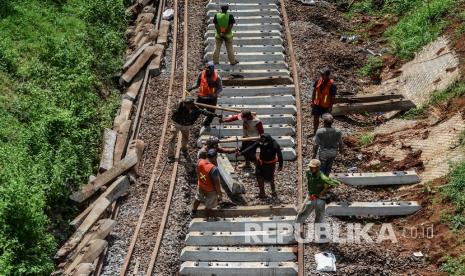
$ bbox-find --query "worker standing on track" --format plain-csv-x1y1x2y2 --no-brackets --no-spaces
256,134,283,199
198,136,238,159
295,159,340,224
313,113,343,176
167,97,221,161
192,149,223,221
311,68,337,134
187,61,223,132
220,110,264,170
212,4,239,65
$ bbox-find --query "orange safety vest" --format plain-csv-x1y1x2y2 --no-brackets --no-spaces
197,159,216,192
313,78,334,108
198,70,218,98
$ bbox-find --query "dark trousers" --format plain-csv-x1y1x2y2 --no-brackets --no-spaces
197,97,217,127
320,156,335,176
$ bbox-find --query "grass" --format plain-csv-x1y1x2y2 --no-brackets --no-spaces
402,81,465,119
0,0,127,274
358,132,375,146
441,255,465,275
348,0,458,60
358,56,383,78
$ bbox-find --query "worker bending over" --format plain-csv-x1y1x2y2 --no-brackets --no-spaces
221,110,264,170
198,136,238,159
311,68,337,134
313,113,343,176
187,61,222,131
192,149,223,221
213,4,238,65
256,134,283,198
295,159,340,224
168,97,220,161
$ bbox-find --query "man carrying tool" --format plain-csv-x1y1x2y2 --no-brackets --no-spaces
220,110,264,170
313,113,343,176
198,136,238,159
295,159,340,224
187,61,223,131
311,68,337,134
192,149,223,221
213,4,239,65
168,97,221,161
256,134,283,198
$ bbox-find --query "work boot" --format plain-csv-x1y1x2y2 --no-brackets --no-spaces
230,60,239,65
181,148,189,157
190,209,197,217
255,194,267,199
168,156,175,163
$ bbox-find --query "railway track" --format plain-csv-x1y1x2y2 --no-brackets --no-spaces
179,0,305,275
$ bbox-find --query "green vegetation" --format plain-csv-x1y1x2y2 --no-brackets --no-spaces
403,81,465,119
348,0,458,59
358,56,383,78
385,0,455,59
441,255,465,275
358,132,375,146
0,0,127,274
442,162,465,221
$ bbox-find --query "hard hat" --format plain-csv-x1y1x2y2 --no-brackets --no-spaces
206,61,215,69
308,159,321,168
221,4,229,11
322,113,334,124
207,148,218,158
207,136,220,147
184,96,195,104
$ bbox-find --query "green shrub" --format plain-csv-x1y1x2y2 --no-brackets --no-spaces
358,132,375,146
358,56,383,78
441,255,465,275
385,0,455,59
0,0,126,273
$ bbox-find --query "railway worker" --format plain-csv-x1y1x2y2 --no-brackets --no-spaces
192,149,223,221
187,61,223,131
212,4,239,65
312,113,343,176
295,159,340,224
255,134,283,198
220,110,264,170
198,136,238,159
311,68,337,135
167,97,221,161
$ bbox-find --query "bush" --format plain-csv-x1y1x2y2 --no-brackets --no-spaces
0,0,126,273
385,0,455,59
441,255,465,275
358,56,383,78
358,132,375,146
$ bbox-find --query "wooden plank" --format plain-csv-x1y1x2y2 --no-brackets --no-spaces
334,93,404,104
222,76,293,86
113,120,132,163
125,70,145,101
99,128,117,173
120,99,134,121
69,176,129,229
121,46,155,84
157,20,171,45
64,239,108,275
62,219,116,271
56,198,110,261
71,263,94,276
148,44,165,76
195,205,297,218
332,99,416,116
69,153,138,203
123,42,151,71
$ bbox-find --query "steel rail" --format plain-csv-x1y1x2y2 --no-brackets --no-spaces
117,0,182,274
145,0,187,274
279,0,305,275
